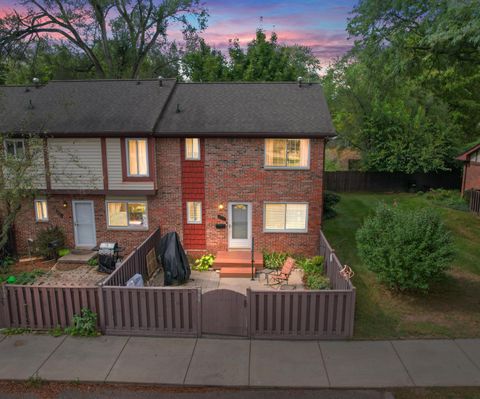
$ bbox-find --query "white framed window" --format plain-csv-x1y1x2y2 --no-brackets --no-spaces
186,201,202,224
264,203,308,232
34,199,48,222
126,138,149,176
106,200,148,229
265,139,310,169
185,138,200,160
4,139,25,159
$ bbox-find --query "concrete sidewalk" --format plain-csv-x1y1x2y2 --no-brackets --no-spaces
0,334,480,388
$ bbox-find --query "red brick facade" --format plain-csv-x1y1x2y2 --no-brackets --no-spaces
463,162,480,193
14,137,325,257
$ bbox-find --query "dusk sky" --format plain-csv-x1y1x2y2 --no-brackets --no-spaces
0,0,356,68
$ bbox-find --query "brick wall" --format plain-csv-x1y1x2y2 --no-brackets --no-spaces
14,137,325,258
14,138,183,255
464,162,480,192
181,139,206,250
204,138,325,257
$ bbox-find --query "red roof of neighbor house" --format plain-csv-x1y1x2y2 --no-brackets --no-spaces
456,142,480,161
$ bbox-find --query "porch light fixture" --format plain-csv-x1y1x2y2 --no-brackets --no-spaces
63,201,68,208
218,204,224,210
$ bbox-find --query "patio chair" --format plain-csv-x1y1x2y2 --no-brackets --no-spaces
266,257,295,286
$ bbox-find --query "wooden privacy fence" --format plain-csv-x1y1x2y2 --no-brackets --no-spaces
102,228,161,287
0,231,355,339
469,190,480,215
0,285,101,330
325,171,461,192
101,287,200,337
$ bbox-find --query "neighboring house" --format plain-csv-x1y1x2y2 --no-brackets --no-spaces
0,79,335,256
457,142,480,195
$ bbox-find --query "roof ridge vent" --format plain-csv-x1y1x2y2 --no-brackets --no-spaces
158,76,163,87
297,76,303,87
32,77,40,88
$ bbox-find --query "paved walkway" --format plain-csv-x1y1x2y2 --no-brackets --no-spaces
0,334,480,388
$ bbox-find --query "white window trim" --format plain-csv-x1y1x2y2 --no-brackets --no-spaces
126,138,149,177
106,200,149,230
264,139,311,170
34,199,48,222
4,138,25,159
263,202,309,233
186,201,202,224
185,138,201,160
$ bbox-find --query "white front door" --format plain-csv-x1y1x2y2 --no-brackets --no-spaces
228,202,252,249
72,201,96,248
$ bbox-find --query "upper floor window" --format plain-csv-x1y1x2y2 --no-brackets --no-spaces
4,139,25,159
126,138,148,176
471,149,480,163
185,138,200,160
265,139,309,169
34,199,48,222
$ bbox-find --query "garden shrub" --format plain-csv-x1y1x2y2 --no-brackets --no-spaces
323,191,341,219
356,204,454,293
65,308,99,336
298,255,330,290
263,251,288,270
193,254,215,271
306,273,330,290
35,226,66,259
57,248,70,257
425,188,469,211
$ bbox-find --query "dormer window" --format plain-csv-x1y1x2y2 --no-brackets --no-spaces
126,138,148,176
4,139,25,159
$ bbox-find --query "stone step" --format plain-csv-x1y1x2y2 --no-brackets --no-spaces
57,251,97,264
219,267,254,278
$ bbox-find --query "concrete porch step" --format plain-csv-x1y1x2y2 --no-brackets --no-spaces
57,251,97,264
219,267,255,278
214,251,263,270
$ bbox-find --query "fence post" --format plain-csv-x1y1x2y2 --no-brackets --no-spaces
197,288,202,338
0,285,7,328
97,286,106,333
348,287,356,338
246,288,251,338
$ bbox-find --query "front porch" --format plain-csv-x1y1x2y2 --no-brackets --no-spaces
213,250,264,278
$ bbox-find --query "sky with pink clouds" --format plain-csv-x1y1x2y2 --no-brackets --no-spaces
0,0,356,68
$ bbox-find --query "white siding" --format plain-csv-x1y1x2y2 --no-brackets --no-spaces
106,138,154,190
48,138,104,190
2,139,46,189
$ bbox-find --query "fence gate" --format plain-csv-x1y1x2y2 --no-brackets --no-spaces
201,289,248,337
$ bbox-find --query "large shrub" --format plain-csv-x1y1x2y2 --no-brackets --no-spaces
323,191,341,219
356,204,454,293
35,226,66,259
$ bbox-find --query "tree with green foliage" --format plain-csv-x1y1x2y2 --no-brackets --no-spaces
322,0,480,173
0,0,207,79
182,29,320,82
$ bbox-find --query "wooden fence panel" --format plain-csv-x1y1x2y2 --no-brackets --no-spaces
248,289,354,339
103,228,161,287
470,190,480,214
102,287,200,337
2,285,100,330
325,171,461,192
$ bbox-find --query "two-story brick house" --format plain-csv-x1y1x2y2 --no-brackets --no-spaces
0,78,335,257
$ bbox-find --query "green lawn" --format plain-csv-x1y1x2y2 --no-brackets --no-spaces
323,192,480,339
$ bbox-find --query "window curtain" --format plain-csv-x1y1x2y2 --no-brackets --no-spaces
137,140,148,175
265,204,286,230
108,202,128,226
299,139,309,167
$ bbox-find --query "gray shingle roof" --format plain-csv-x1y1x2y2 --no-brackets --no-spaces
0,79,176,135
155,82,335,136
0,80,335,137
